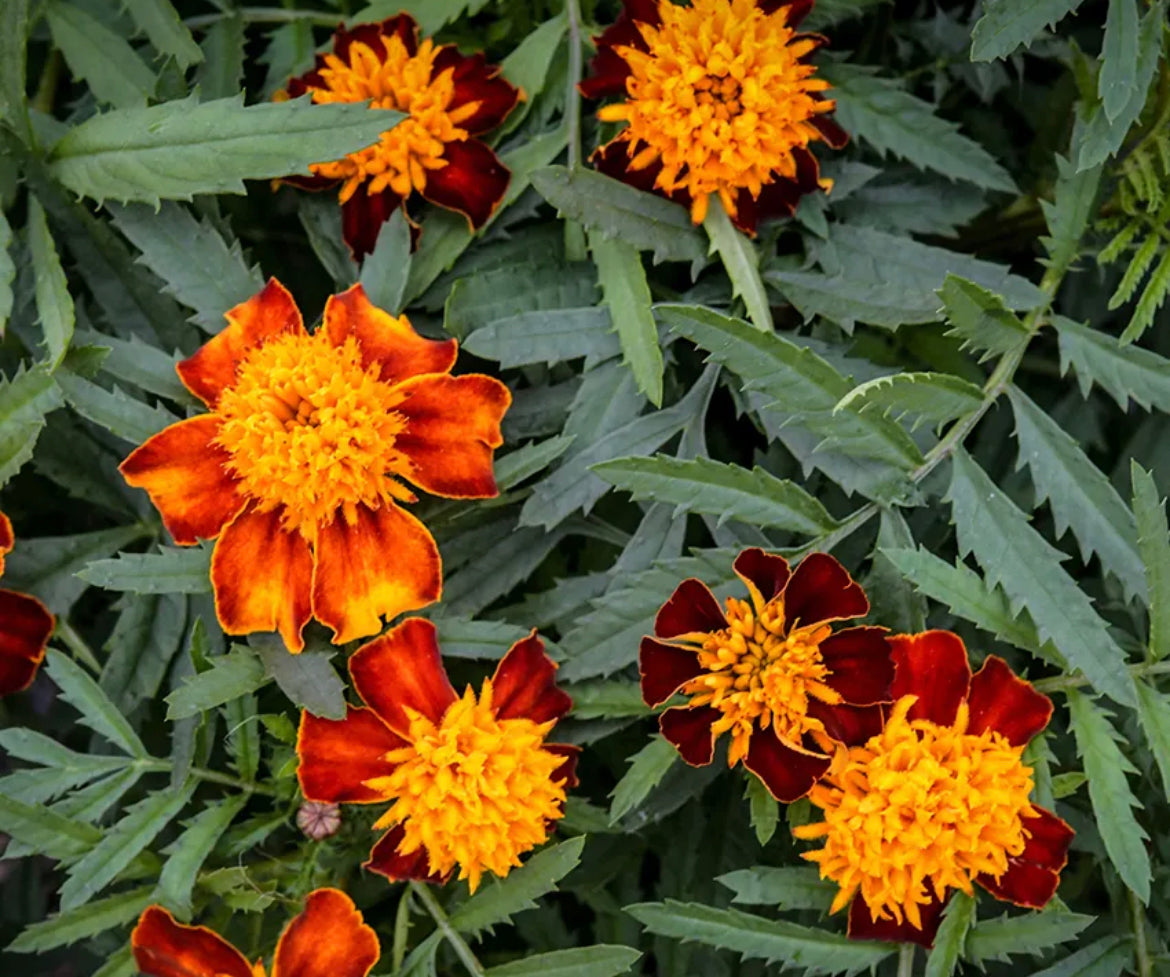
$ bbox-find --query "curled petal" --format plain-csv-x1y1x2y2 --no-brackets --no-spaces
578,0,662,100
733,547,791,606
977,807,1073,909
365,823,449,884
659,706,718,766
492,631,571,724
421,139,510,229
119,416,245,545
178,279,303,408
546,743,580,791
0,590,52,696
297,707,406,804
783,552,868,628
341,184,406,262
639,636,703,707
654,578,727,640
272,888,380,977
433,47,522,135
846,893,946,948
131,906,253,977
743,732,830,803
888,630,972,727
818,627,893,706
967,655,1052,746
807,700,884,748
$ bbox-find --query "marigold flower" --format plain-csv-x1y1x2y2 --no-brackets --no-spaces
280,15,522,258
640,548,892,802
580,0,847,233
0,510,54,697
120,279,510,653
793,630,1074,947
297,618,578,892
132,887,378,977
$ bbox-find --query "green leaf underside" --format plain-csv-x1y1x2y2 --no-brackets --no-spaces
835,372,983,431
704,196,773,331
592,233,664,406
938,275,1029,361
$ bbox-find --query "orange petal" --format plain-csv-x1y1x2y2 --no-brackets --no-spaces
349,618,456,734
491,631,570,724
131,905,253,977
119,416,246,545
421,139,510,229
0,590,52,696
0,510,12,575
211,507,313,653
271,888,379,977
311,504,441,645
178,279,304,407
297,706,406,804
395,373,510,498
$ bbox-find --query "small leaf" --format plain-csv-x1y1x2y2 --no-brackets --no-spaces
964,910,1096,965
194,14,244,100
836,372,983,431
703,196,772,331
1121,244,1170,345
7,885,154,953
970,0,1085,61
0,210,14,334
0,364,64,486
1022,938,1131,977
591,232,663,406
1132,463,1170,660
563,680,648,720
165,647,269,721
498,14,566,126
1055,315,1170,412
716,866,835,910
431,618,553,661
1135,678,1170,803
0,794,101,860
123,0,203,69
359,209,412,314
44,0,156,108
923,891,975,977
0,728,130,775
56,372,178,444
483,946,641,977
463,308,620,368
1040,156,1102,275
80,546,213,595
251,635,346,719
609,736,679,824
156,795,248,918
939,275,1029,362
44,650,149,758
495,435,576,492
27,196,74,368
1099,0,1140,120
745,775,779,845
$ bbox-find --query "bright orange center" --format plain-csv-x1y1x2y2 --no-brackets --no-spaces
213,331,415,539
366,681,568,892
597,0,836,223
793,696,1038,930
305,36,478,201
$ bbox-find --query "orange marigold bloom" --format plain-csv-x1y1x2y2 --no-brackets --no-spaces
281,15,522,258
0,510,54,696
580,0,847,233
132,888,378,977
297,618,578,892
120,279,510,653
640,548,892,802
793,630,1074,947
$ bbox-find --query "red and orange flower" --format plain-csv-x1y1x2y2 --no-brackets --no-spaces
0,510,54,696
640,548,892,802
132,887,378,977
580,0,847,232
280,14,522,258
120,279,510,653
298,618,578,892
794,630,1074,947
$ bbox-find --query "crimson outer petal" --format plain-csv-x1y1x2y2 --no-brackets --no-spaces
432,46,522,135
639,637,703,707
297,706,406,804
967,655,1053,746
659,705,719,766
847,892,947,948
744,733,831,802
0,510,12,570
131,906,254,977
888,630,972,726
0,590,52,696
976,807,1074,908
783,552,868,628
818,627,892,706
733,547,791,605
271,888,380,977
653,578,727,639
579,0,662,99
491,631,571,724
342,184,405,261
421,139,511,229
365,823,450,884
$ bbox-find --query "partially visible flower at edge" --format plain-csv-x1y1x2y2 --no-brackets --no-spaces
297,618,579,893
132,887,378,977
793,630,1074,947
120,279,511,653
579,0,848,233
640,547,892,802
278,14,522,259
0,510,54,697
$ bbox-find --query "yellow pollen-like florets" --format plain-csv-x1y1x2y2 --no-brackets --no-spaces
793,695,1038,930
597,0,835,223
682,595,840,766
368,681,568,892
213,331,415,539
307,37,479,201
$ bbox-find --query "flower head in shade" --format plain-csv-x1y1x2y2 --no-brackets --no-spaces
280,15,522,258
120,279,510,653
580,0,847,232
297,618,578,892
793,630,1074,947
132,888,378,977
0,511,54,697
640,548,891,802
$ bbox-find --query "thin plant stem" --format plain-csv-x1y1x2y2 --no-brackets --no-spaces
897,942,916,977
183,7,341,29
564,0,583,172
139,760,279,796
410,881,486,977
1033,659,1170,695
53,620,102,673
1131,886,1152,977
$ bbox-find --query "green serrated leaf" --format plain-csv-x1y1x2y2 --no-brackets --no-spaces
495,435,576,492
430,618,546,662
704,196,772,331
1135,679,1170,803
45,650,148,758
484,946,641,977
0,728,129,776
1121,245,1170,345
56,372,177,443
716,866,835,910
251,635,346,719
100,593,188,712
0,0,30,141
224,690,259,781
609,736,679,824
165,647,269,720
359,209,412,314
965,910,1096,965
0,209,13,334
592,232,663,406
745,776,779,846
0,363,64,486
444,261,598,340
123,0,203,69
463,308,619,368
7,885,154,953
803,0,890,30
563,680,647,720
1040,156,1102,275
970,0,1085,61
836,372,983,431
1100,0,1139,120
73,329,190,404
0,794,102,860
498,15,566,127
1132,464,1170,659
195,14,244,100
156,795,248,918
27,196,74,368
44,0,157,108
923,891,974,977
939,275,1029,361
80,545,213,594
1055,316,1170,412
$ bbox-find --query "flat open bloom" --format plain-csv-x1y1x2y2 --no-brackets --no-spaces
580,0,847,232
298,618,578,892
640,548,891,802
281,15,521,258
0,510,54,696
120,279,510,652
793,630,1074,947
132,888,378,977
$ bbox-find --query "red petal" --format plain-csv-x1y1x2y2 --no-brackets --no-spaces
349,618,457,735
639,636,703,707
591,139,693,211
297,707,405,803
812,113,849,149
272,888,380,977
732,148,821,234
0,510,12,565
659,706,717,766
394,374,510,498
578,0,661,100
342,185,405,262
807,700,884,748
546,743,580,790
819,627,893,705
888,631,972,727
432,47,521,135
422,139,510,229
177,279,303,408
654,578,727,639
119,416,245,545
743,732,830,803
365,824,449,884
967,656,1052,747
491,631,571,724
977,807,1073,909
335,15,417,62
733,547,791,604
131,905,253,977
758,0,813,25
311,504,442,645
211,507,312,653
279,171,337,192
782,552,868,628
847,893,946,948
0,590,52,696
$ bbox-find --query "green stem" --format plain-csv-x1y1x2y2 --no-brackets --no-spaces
53,620,102,673
564,0,583,172
1033,659,1170,694
182,7,342,29
139,760,279,797
410,881,485,977
897,942,916,977
1131,887,1152,977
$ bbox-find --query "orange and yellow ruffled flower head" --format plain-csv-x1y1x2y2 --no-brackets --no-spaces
280,14,522,257
581,0,847,232
0,510,54,696
297,619,578,892
120,279,511,653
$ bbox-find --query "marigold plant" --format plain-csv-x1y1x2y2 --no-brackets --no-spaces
0,511,54,696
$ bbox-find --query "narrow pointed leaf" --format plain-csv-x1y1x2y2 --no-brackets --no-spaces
44,650,149,758
27,197,74,368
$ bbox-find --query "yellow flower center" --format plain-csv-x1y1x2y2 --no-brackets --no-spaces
213,331,415,539
597,0,835,223
306,37,479,201
369,681,568,892
682,596,840,766
793,696,1038,931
